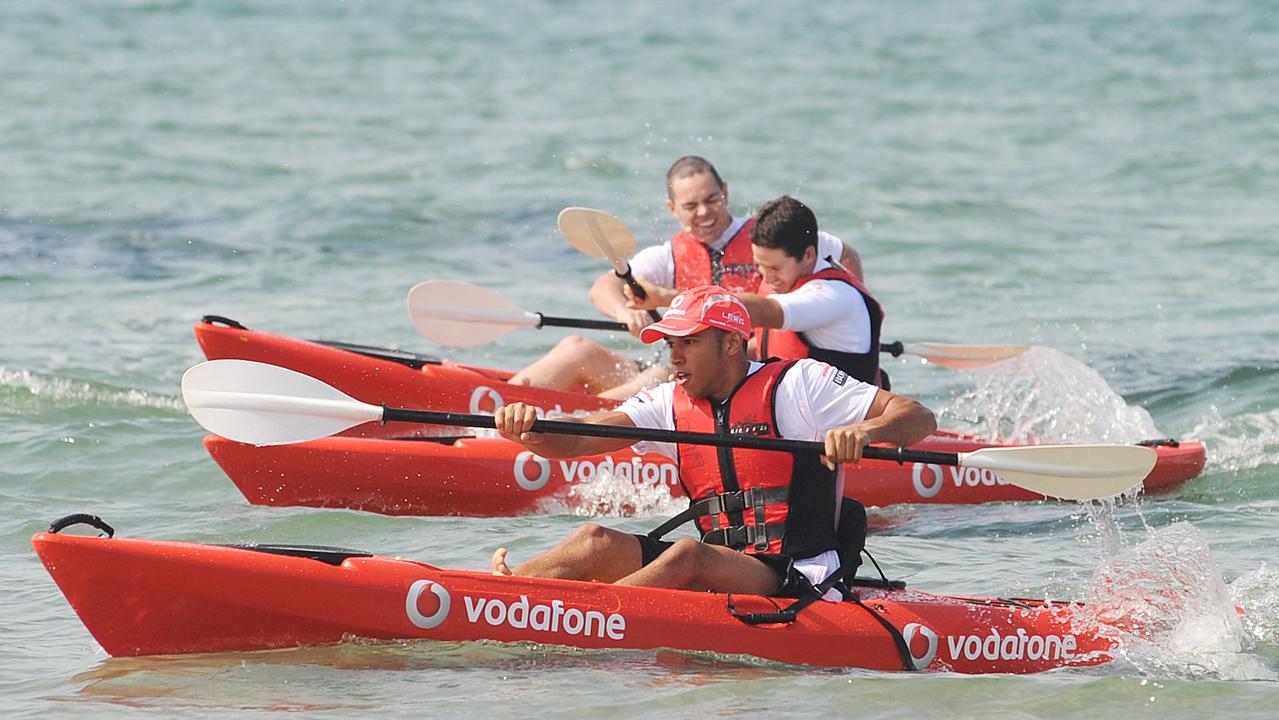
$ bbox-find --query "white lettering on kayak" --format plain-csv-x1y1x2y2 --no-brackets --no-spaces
944,628,1077,662
510,453,677,492
405,580,452,629
902,622,939,668
462,594,626,640
469,385,568,417
948,466,1008,488
557,456,678,488
513,451,552,491
911,464,945,498
469,386,505,414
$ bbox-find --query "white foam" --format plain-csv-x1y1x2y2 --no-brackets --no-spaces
1190,407,1279,473
0,366,184,412
564,458,680,518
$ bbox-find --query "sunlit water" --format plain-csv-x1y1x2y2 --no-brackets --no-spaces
3,0,1277,716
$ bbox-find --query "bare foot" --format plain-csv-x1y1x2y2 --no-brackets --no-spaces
491,547,513,576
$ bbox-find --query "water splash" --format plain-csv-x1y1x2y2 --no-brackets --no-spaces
1229,563,1279,647
563,455,681,518
0,366,184,413
937,346,1161,443
1083,521,1273,679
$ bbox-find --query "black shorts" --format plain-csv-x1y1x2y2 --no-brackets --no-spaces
632,534,807,599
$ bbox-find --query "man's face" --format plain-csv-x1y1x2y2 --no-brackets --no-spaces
665,329,734,399
666,173,732,245
752,244,814,294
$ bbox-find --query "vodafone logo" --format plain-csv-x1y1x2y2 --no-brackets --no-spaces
912,463,944,498
469,386,504,414
463,594,626,640
514,451,552,491
510,453,679,493
912,463,1010,497
405,580,451,629
903,622,939,668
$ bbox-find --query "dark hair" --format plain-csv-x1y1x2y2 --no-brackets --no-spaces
750,195,817,261
665,156,724,199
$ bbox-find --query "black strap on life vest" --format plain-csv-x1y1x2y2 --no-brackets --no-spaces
646,486,790,552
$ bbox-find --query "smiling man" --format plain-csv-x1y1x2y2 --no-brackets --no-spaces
491,285,935,602
510,157,862,396
734,195,888,388
594,156,863,336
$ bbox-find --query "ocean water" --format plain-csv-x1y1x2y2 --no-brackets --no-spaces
3,0,1278,716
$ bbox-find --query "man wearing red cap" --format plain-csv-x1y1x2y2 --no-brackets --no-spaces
491,285,935,600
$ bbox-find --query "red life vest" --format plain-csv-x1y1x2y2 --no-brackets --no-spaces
754,265,887,387
666,360,840,558
671,218,760,293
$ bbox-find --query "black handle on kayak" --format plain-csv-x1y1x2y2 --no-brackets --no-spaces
381,407,955,465
535,315,628,332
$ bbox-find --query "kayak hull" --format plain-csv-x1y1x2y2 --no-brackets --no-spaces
33,530,1117,673
194,318,1205,515
205,431,1205,516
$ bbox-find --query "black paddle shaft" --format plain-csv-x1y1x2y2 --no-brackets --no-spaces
536,315,628,332
381,407,960,466
613,266,663,322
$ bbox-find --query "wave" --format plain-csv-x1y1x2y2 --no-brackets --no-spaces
0,366,184,414
1190,408,1279,474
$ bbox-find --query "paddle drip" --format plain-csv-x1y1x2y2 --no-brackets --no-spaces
940,346,1161,444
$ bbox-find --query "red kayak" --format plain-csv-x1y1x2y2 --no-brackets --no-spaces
33,519,1122,673
194,316,615,439
205,431,1204,517
194,317,1205,516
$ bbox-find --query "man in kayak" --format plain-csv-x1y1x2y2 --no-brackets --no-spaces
509,156,862,397
575,194,887,397
593,155,863,336
492,285,934,600
735,194,887,388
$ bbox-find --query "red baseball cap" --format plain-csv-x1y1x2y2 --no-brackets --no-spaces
639,285,752,344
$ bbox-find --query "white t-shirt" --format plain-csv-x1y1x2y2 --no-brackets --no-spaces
769,258,873,353
629,216,846,290
618,358,880,598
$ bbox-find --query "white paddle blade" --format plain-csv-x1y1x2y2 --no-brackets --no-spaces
960,444,1156,500
558,207,637,265
905,342,1030,369
181,360,382,446
407,280,541,347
